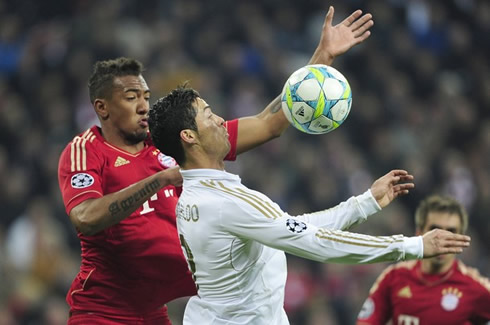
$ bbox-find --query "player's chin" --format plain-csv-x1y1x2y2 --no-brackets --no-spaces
126,129,149,144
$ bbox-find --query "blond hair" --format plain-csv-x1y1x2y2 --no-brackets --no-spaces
415,195,468,233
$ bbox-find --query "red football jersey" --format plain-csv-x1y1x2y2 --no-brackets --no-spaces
58,120,238,317
357,260,490,325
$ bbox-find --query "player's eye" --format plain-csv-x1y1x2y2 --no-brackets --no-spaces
429,225,458,233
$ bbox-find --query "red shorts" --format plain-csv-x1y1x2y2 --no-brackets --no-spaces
68,305,171,325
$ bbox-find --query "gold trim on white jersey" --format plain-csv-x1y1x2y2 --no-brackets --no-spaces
200,180,281,219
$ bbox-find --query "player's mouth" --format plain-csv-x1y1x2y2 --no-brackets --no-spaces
139,118,148,128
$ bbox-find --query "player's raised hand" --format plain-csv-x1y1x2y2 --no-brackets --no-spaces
370,170,415,208
422,229,471,258
310,6,374,65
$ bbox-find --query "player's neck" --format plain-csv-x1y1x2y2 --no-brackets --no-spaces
99,127,145,154
421,258,454,274
182,153,225,171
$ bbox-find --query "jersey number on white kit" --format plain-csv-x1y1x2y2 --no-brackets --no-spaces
140,189,175,215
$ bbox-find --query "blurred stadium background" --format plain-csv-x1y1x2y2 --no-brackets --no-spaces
1,0,489,324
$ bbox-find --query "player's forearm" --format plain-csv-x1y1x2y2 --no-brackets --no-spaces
296,190,380,230
283,231,423,264
70,171,174,235
308,46,335,66
235,96,288,155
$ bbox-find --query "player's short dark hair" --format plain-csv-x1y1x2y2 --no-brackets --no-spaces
415,195,468,234
88,57,144,103
148,86,200,165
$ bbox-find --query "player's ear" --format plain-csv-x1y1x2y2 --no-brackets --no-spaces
180,129,197,144
94,99,109,120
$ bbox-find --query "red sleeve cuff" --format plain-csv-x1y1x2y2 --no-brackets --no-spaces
224,119,238,161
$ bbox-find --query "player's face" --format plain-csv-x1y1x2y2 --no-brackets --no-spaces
193,97,230,159
105,75,150,145
420,212,463,267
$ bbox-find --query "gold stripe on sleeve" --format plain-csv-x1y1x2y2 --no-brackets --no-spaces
81,137,88,171
218,183,282,219
317,228,404,244
200,181,277,219
315,231,392,248
75,137,81,171
70,139,75,172
70,129,92,172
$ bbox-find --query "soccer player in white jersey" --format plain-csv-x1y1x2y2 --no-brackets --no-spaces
148,87,471,325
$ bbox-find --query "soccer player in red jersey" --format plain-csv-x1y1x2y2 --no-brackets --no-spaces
58,7,375,324
357,195,490,325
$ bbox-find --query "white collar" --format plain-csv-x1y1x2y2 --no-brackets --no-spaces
180,168,241,182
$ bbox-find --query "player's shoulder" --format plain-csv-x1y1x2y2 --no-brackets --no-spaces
62,127,101,153
456,260,490,293
369,261,417,294
59,127,104,169
393,260,418,271
381,260,417,276
192,178,249,207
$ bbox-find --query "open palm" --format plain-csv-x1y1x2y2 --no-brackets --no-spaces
311,6,374,65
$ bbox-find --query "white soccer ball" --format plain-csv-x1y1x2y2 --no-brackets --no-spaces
281,64,352,134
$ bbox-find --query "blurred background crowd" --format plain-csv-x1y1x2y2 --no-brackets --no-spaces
0,0,489,324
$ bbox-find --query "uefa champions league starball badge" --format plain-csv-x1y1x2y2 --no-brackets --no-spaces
286,218,307,234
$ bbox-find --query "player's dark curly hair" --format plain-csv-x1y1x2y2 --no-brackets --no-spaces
148,86,201,165
88,57,144,103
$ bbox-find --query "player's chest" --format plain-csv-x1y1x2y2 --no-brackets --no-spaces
390,279,474,325
102,151,162,188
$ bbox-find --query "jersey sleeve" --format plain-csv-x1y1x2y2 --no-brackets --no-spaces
58,134,104,215
296,189,381,230
224,119,238,161
471,273,490,323
356,266,395,325
219,188,423,264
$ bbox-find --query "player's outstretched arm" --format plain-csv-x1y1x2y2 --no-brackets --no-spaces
422,229,471,258
370,169,415,208
69,167,182,236
235,7,374,155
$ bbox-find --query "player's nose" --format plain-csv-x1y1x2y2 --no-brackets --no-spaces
137,98,149,114
213,114,225,125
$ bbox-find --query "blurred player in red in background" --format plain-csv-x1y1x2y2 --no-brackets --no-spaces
356,195,490,325
58,7,375,325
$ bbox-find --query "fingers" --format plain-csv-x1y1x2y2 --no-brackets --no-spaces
341,9,363,26
390,169,409,176
350,13,373,32
423,230,471,257
393,183,415,193
354,30,371,44
447,233,471,243
325,6,334,26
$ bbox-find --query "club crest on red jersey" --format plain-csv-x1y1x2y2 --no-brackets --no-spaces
157,152,177,168
440,287,462,311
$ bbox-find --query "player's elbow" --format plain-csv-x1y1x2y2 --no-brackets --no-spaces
69,201,102,236
75,217,100,236
71,213,100,236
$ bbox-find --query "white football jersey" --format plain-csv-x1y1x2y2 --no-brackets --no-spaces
177,169,422,325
